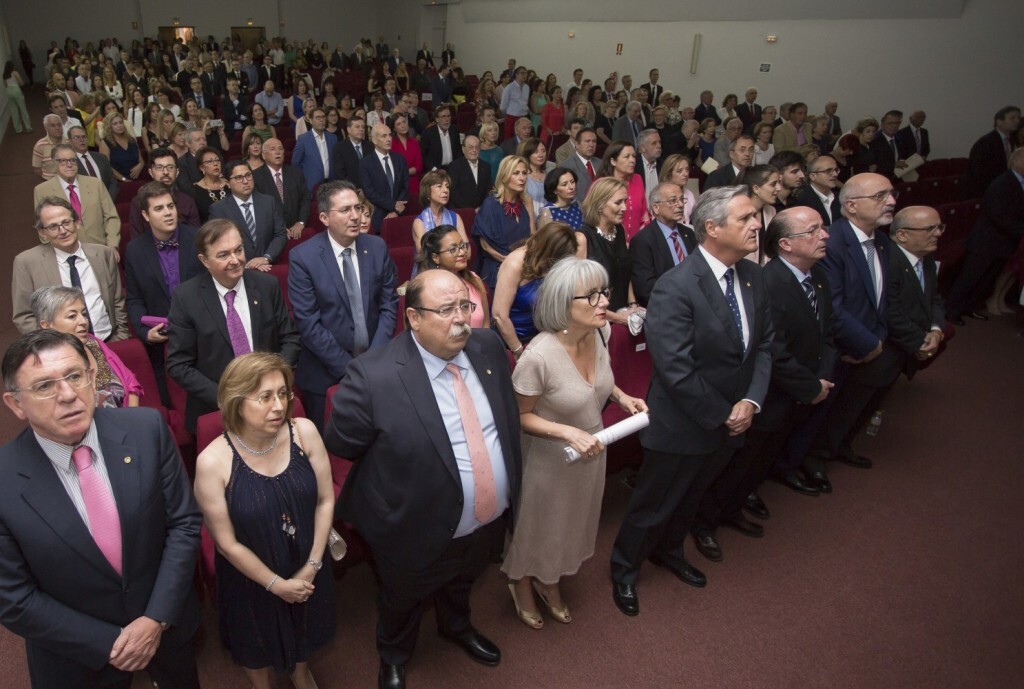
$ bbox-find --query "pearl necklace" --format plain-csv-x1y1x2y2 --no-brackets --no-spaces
232,432,278,456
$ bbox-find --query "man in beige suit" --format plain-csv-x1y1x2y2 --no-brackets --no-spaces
12,197,128,340
772,102,815,154
33,144,121,254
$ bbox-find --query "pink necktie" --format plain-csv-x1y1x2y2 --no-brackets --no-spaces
274,170,285,201
669,231,687,262
72,446,122,575
67,182,83,218
224,290,252,356
446,363,497,523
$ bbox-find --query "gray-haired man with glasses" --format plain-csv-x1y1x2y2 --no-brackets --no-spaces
792,154,843,226
33,143,120,253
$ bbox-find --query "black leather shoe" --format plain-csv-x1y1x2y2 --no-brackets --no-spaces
694,530,723,562
836,449,872,469
775,470,820,496
967,311,989,321
722,513,765,538
743,491,771,519
648,554,707,588
438,627,501,666
948,315,966,326
808,470,833,494
379,661,405,689
612,582,639,616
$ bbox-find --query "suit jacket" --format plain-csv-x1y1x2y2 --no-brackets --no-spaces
642,82,664,107
330,50,348,71
964,130,1011,199
896,125,930,159
641,249,774,454
967,168,1024,258
735,102,762,130
772,121,815,153
175,152,202,195
11,242,128,338
200,71,221,99
416,49,433,65
421,125,463,172
331,138,374,188
166,270,301,430
561,153,602,200
887,247,944,378
612,116,643,147
757,259,837,430
253,164,311,228
33,175,120,248
694,102,721,125
431,74,452,106
360,150,410,230
324,328,522,571
219,94,248,138
209,191,287,262
448,156,492,209
128,188,201,240
124,224,206,339
500,135,525,158
826,115,842,138
441,49,455,66
791,184,843,226
868,134,900,182
76,151,118,201
291,130,337,191
257,65,276,87
629,220,697,307
704,164,739,190
0,408,200,679
288,232,399,394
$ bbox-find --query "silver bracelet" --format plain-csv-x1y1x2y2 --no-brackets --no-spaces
265,574,279,591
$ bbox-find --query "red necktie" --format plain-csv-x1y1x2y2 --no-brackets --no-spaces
585,160,596,180
81,154,98,177
67,182,83,218
72,446,123,575
446,363,497,523
669,231,686,262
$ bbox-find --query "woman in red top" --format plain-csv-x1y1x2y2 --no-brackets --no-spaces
389,112,423,205
540,86,566,146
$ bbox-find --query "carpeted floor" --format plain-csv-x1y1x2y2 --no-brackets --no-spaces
0,91,1021,689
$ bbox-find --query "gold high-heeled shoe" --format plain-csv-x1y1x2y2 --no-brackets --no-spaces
532,581,572,624
508,582,544,629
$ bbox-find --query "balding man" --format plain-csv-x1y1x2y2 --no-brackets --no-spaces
32,114,66,179
736,88,762,131
253,138,311,240
448,135,491,210
823,101,842,144
630,182,697,307
887,206,946,377
896,110,930,160
360,123,409,232
501,117,534,157
255,79,284,125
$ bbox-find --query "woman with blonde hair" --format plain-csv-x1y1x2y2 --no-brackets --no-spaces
657,154,697,224
596,140,649,240
98,113,144,181
477,121,505,186
577,176,637,325
473,155,536,290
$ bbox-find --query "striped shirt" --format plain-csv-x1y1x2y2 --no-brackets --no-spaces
35,421,116,530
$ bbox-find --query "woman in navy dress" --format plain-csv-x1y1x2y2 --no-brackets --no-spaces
194,353,336,689
473,155,535,290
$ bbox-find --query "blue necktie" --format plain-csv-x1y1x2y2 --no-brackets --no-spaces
915,260,925,290
724,268,744,346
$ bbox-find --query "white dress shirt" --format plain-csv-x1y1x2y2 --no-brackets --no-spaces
54,244,114,341
699,246,750,350
811,185,836,224
438,127,454,166
328,231,360,286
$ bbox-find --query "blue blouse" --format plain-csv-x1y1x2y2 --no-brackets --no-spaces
542,201,584,230
473,195,531,289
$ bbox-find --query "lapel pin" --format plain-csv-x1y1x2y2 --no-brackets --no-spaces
124,456,132,464
253,299,259,305
746,282,751,288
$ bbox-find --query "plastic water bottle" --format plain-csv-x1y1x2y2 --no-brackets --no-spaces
865,410,883,437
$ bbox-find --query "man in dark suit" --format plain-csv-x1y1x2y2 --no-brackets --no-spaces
791,154,843,226
561,128,602,200
173,131,205,197
219,77,248,141
185,74,213,112
416,42,433,67
500,117,533,157
630,182,697,307
887,206,946,377
691,208,836,560
431,65,453,107
332,117,373,188
325,269,521,689
640,68,664,108
694,90,720,126
868,110,906,183
704,135,754,190
963,106,1020,199
610,185,774,615
636,129,663,191
375,36,390,61
225,57,250,96
68,126,118,201
200,60,222,99
209,160,288,268
823,101,842,144
0,329,201,689
448,135,491,210
809,173,902,474
421,104,463,172
291,108,337,191
360,123,410,232
254,138,311,241
896,110,930,160
125,182,206,405
947,149,1024,324
130,148,201,239
735,87,762,131
288,180,398,429
166,219,300,432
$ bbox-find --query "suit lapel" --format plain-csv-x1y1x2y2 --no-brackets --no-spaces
318,233,353,314
693,252,744,352
845,225,880,311
139,235,170,298
354,235,371,312
243,272,265,348
226,201,256,256
199,275,233,347
95,414,140,577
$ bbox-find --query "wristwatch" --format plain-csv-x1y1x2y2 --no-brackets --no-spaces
263,254,272,263
308,559,323,571
158,620,170,631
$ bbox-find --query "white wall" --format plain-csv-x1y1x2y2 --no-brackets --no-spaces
445,0,1024,157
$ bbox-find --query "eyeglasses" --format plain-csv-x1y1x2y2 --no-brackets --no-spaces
246,389,294,406
69,134,87,141
438,242,470,256
573,288,611,306
811,167,839,175
655,196,685,206
40,218,76,235
784,226,825,240
151,163,177,172
899,223,946,233
415,301,477,318
54,158,78,166
848,189,899,203
12,368,94,400
200,158,220,166
229,172,254,182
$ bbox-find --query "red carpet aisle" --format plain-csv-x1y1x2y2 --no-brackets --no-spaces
0,90,1021,688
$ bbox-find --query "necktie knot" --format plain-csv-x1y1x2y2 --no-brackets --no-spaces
72,445,92,472
225,289,236,307
67,255,77,267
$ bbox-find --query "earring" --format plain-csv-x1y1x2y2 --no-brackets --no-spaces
563,329,569,335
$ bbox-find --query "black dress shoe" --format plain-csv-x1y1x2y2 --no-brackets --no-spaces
743,491,771,519
807,470,833,494
438,627,501,666
694,530,723,562
722,513,765,538
775,470,820,496
379,661,405,689
612,581,639,616
948,315,966,326
836,449,872,469
967,311,989,321
648,554,707,588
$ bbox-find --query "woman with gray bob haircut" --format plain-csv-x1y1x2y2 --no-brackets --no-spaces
501,257,647,629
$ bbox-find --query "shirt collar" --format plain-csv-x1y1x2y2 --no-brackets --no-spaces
411,332,472,380
896,243,920,268
213,273,244,298
777,255,811,282
327,230,356,256
53,243,85,262
698,246,734,280
36,420,100,474
848,221,873,243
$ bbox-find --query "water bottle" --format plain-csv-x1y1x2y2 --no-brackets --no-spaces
865,410,883,437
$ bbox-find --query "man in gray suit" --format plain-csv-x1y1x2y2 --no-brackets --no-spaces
209,160,287,269
612,101,645,147
560,128,602,201
610,185,773,616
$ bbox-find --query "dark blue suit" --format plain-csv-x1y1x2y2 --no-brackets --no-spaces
209,191,288,262
290,130,338,192
287,231,399,428
360,150,409,232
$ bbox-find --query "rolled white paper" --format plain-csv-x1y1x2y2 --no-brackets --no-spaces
563,412,651,463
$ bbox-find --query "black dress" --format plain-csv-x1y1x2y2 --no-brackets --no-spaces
192,182,229,222
578,223,632,311
217,422,335,672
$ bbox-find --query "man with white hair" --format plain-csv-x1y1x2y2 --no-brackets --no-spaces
612,101,644,147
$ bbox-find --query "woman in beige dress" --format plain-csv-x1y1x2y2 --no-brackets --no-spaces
502,257,647,628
